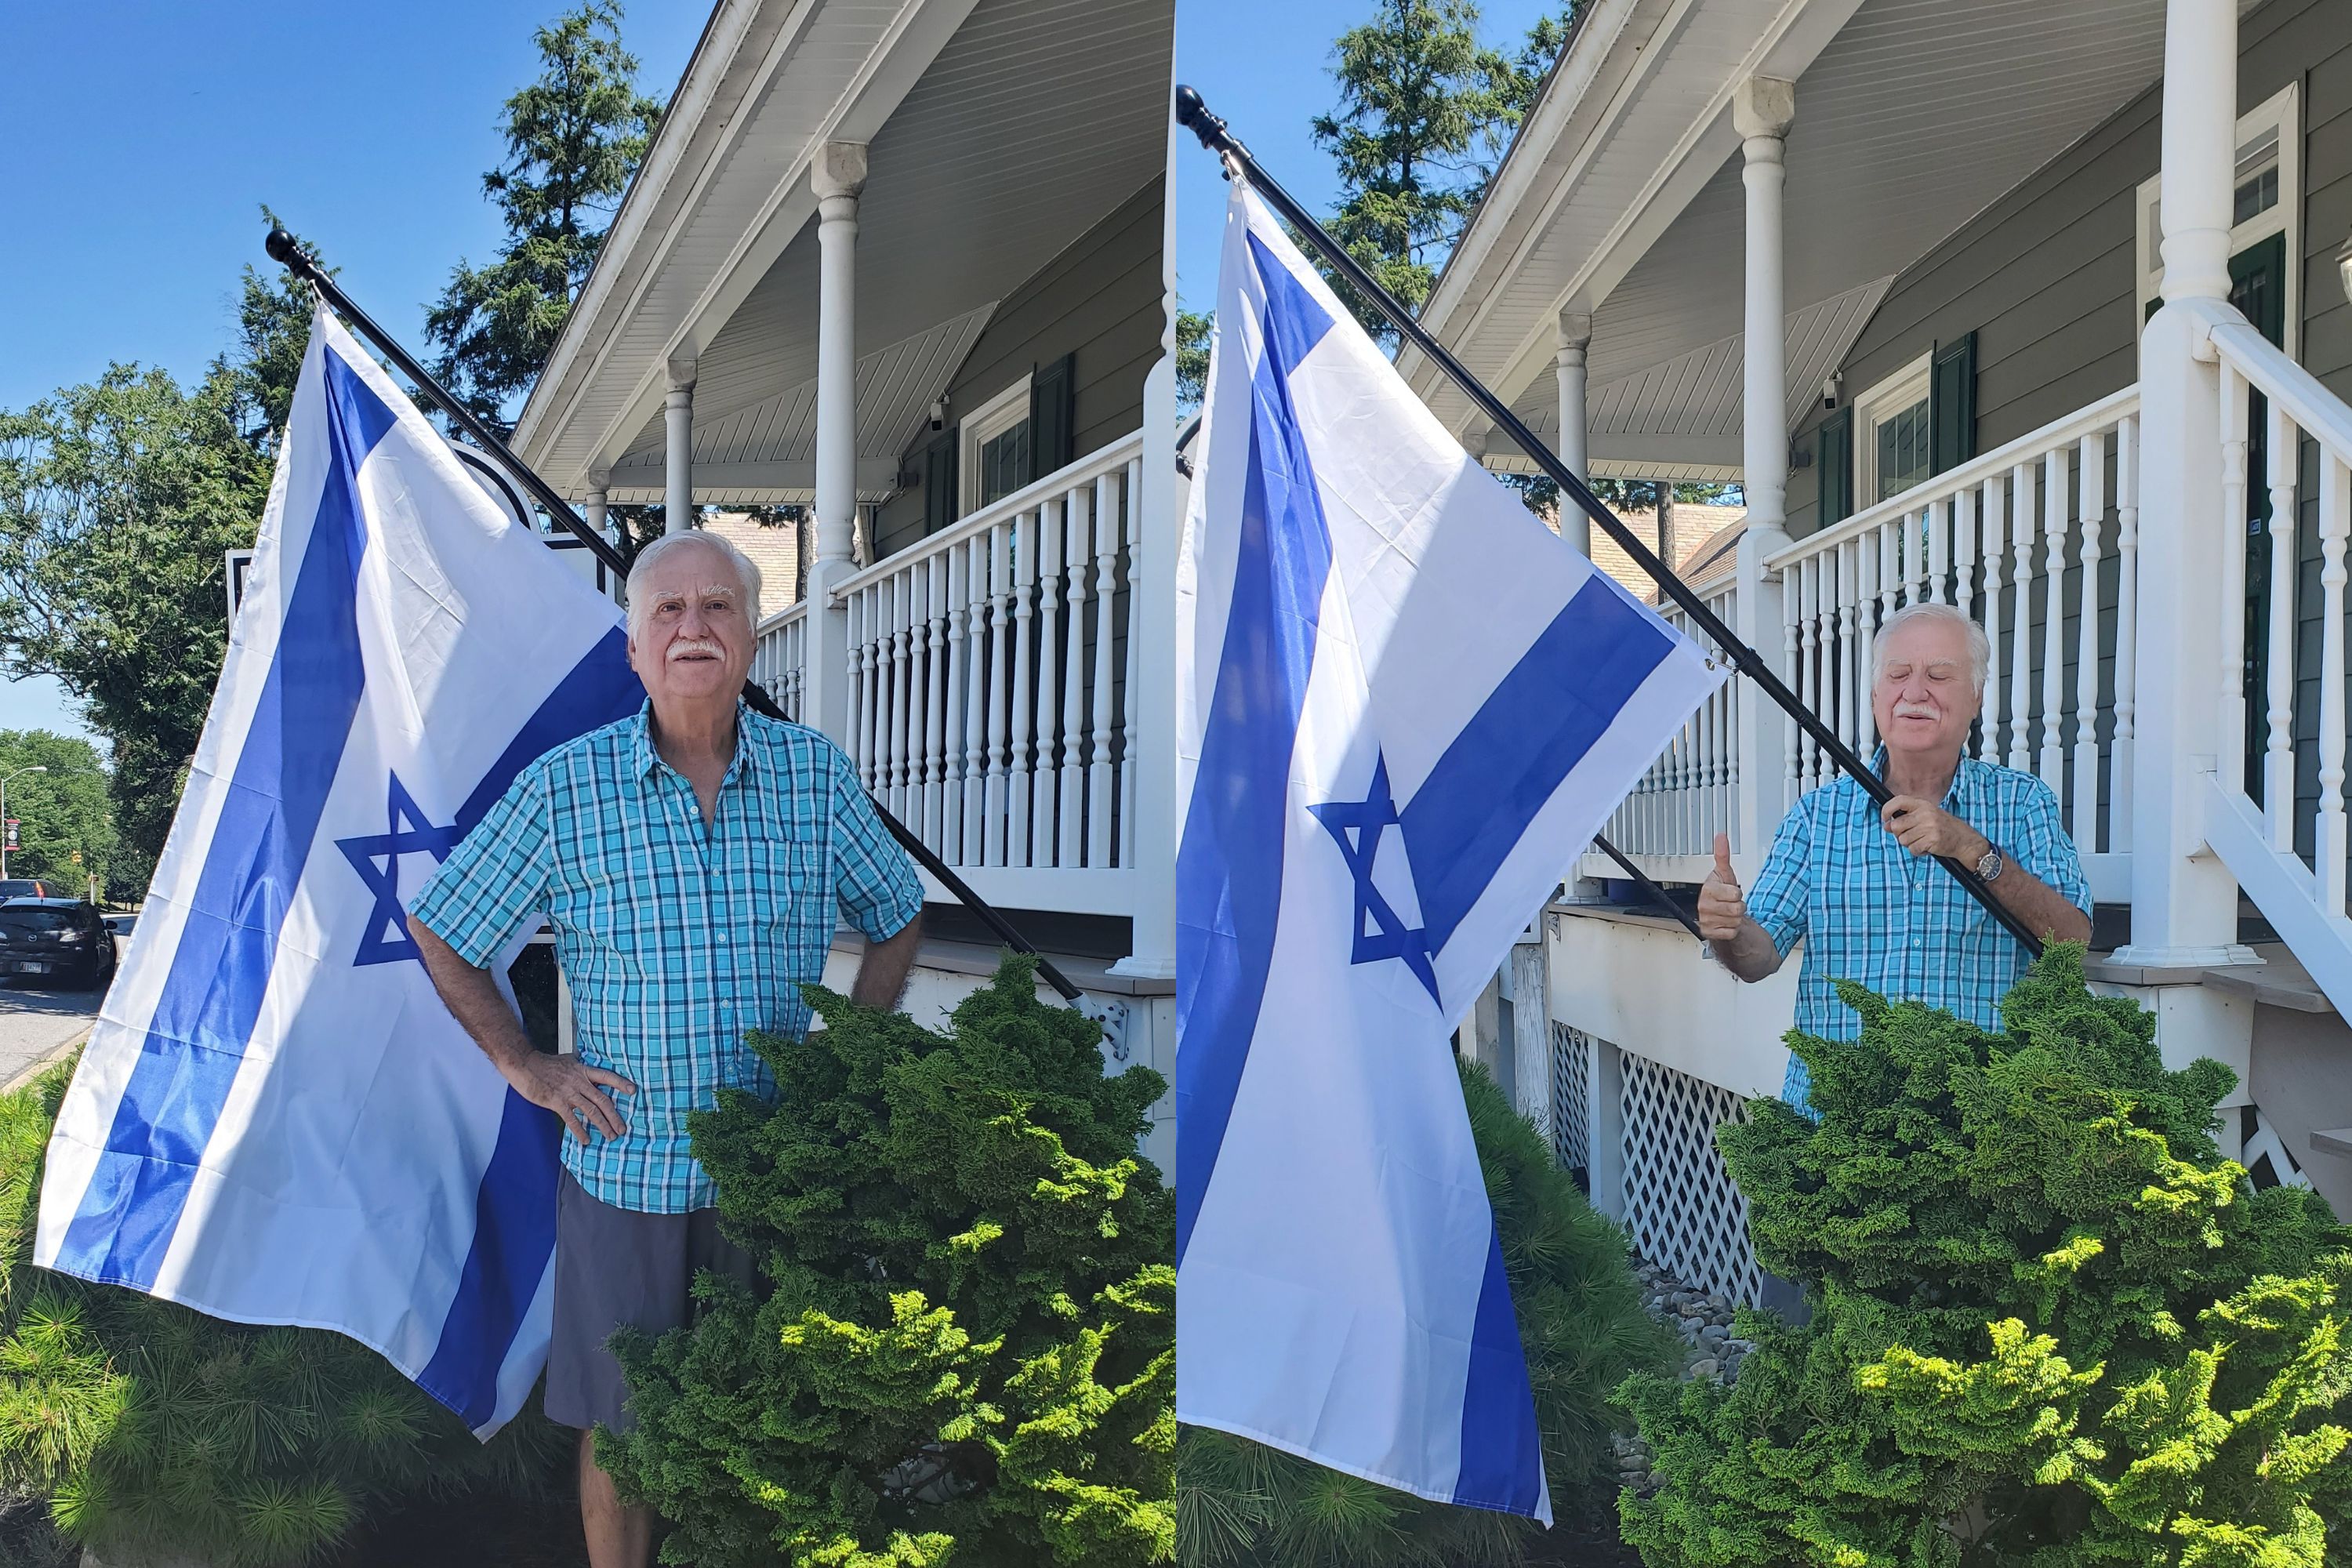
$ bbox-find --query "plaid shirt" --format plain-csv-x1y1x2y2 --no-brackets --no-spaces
1746,750,2089,1109
409,701,923,1213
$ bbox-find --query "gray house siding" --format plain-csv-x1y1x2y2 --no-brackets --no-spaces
1771,0,2352,856
871,177,1163,560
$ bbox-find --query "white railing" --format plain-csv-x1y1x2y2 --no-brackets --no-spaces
751,599,807,722
835,431,1145,912
2204,321,2352,1003
1593,388,2140,900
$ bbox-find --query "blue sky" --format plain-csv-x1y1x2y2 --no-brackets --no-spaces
0,0,710,746
1174,0,1563,315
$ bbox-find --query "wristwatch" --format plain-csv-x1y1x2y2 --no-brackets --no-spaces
1975,844,2005,882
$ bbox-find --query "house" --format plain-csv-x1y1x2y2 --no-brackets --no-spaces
1417,0,2352,1303
506,0,1178,1167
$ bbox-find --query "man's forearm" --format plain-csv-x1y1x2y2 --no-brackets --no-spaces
1984,862,2092,945
414,920,535,1072
1709,918,1785,982
850,913,922,1010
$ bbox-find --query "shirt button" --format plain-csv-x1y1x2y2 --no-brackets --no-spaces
718,931,731,943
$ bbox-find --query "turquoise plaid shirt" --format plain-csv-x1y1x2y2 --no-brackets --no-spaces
409,701,923,1213
1745,750,2089,1109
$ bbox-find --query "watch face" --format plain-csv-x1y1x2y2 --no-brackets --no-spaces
1978,849,2002,880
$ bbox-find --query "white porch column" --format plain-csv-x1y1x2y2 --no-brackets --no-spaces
1555,310,1592,556
1510,932,1552,1136
2115,0,2256,969
663,360,695,535
1731,78,1795,867
803,142,868,747
584,477,610,544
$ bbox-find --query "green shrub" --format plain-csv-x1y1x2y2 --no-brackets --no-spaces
1177,1056,1673,1568
599,956,1175,1567
1620,944,2352,1568
0,1058,569,1568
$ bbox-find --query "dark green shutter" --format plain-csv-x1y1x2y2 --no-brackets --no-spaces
920,429,959,537
1929,332,1977,475
1817,406,1854,526
1029,353,1076,477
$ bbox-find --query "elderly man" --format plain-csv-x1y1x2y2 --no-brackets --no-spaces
407,529,922,1568
1699,601,2091,1103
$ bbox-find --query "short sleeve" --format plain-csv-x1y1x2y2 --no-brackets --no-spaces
408,763,555,968
829,749,922,942
1744,799,1814,958
2008,777,2092,916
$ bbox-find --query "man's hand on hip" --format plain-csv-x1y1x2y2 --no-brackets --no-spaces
1697,833,1747,942
504,1052,637,1145
1879,796,1990,862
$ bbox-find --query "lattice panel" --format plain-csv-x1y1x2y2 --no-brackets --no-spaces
1551,1022,1591,1174
1619,1051,1765,1307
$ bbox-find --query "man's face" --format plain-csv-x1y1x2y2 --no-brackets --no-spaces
1871,616,1981,766
626,543,755,711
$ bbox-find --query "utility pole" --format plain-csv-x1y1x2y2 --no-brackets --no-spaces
0,766,48,884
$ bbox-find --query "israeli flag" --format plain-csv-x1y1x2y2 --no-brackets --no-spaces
1174,185,1724,1519
33,307,643,1437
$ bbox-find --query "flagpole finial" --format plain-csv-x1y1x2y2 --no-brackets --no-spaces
265,228,318,281
1174,85,1231,154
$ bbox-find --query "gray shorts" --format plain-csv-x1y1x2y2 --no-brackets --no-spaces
543,1170,758,1432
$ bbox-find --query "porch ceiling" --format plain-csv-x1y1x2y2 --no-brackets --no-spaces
513,0,1168,502
1410,0,2217,466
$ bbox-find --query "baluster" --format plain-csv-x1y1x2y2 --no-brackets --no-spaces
2008,463,2036,774
1907,510,1930,604
1954,488,1978,624
944,547,971,862
2266,402,2299,850
1060,485,1091,869
896,572,919,822
2038,450,2068,792
1854,531,1878,757
1835,541,1857,757
2073,433,2105,848
1781,563,1801,804
2319,452,2349,915
849,589,873,789
985,521,1014,866
962,535,989,862
1929,499,1951,604
1121,456,1145,869
2218,367,2249,797
889,577,911,821
1089,470,1120,868
1798,556,1820,793
2113,416,2139,831
1008,506,1039,866
1981,478,2007,764
1033,499,1065,865
925,556,949,851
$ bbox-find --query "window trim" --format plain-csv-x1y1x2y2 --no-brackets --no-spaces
1852,352,1933,506
2135,82,2299,357
958,373,1035,514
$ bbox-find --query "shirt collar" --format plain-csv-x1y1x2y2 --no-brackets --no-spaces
1867,745,1976,809
630,699,759,784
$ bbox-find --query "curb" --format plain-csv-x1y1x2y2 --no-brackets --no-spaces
2,1025,90,1098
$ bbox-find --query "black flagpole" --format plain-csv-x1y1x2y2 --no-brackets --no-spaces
262,230,1094,1003
1171,87,2042,959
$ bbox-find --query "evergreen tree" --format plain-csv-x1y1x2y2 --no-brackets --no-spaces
601,958,1175,1566
1177,1058,1671,1568
425,1,664,433
1621,946,2352,1567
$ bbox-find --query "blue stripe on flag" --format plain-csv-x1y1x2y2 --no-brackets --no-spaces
1450,1224,1545,1515
1401,577,1671,957
417,629,640,1426
54,350,394,1287
1174,234,1338,1266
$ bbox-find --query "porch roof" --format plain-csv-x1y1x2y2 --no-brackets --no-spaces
1405,0,2234,477
511,0,1169,506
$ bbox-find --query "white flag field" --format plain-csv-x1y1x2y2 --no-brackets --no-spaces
34,307,644,1437
1174,183,1725,1520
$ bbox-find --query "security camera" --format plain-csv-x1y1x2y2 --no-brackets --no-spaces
1821,376,1841,412
928,398,947,433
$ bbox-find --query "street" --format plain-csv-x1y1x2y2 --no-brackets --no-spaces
0,938,110,1090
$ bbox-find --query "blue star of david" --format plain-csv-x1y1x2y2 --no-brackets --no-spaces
1310,753,1441,1007
335,774,464,967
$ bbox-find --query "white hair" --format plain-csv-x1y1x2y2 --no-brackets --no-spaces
623,530,763,641
1873,601,1991,691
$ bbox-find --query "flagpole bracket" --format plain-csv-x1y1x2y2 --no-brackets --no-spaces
1078,993,1131,1063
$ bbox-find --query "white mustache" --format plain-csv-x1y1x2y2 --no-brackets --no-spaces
667,638,725,662
1892,702,1939,720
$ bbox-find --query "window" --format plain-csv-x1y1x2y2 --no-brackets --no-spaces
2136,84,2299,351
1853,354,1933,505
960,375,1034,513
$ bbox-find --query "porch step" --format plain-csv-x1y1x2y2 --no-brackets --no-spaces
2086,942,2332,1014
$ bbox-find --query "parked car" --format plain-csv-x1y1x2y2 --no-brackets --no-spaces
0,879,56,902
0,898,116,991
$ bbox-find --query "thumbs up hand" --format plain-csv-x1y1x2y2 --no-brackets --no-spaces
1697,832,1747,942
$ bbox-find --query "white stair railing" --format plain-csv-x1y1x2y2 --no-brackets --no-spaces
750,600,808,722
2203,320,2352,1011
